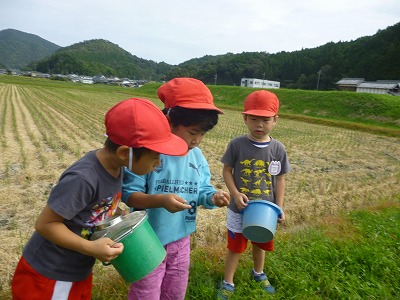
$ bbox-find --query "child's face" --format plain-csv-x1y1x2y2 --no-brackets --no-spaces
244,114,277,141
131,150,161,175
171,124,206,150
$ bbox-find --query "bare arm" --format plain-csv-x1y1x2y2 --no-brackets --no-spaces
275,175,286,222
222,164,248,210
35,205,123,262
126,192,192,213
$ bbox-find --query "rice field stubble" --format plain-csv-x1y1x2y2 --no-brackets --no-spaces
0,82,399,298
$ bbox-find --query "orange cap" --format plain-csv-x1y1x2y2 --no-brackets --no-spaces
105,98,188,155
157,78,223,114
242,90,279,117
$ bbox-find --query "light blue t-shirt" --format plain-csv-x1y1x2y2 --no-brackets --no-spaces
122,147,217,245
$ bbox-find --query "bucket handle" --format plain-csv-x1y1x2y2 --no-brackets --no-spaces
241,201,283,219
101,227,133,266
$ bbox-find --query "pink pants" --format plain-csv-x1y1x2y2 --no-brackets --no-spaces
128,235,191,300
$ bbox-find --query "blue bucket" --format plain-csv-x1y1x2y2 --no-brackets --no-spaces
242,200,282,243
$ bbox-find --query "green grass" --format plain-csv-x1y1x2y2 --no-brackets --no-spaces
1,75,399,299
211,86,400,137
2,75,399,137
187,199,400,299
41,78,396,298
133,84,398,137
134,81,400,132
88,199,400,299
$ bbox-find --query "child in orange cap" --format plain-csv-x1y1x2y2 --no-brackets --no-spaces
218,90,291,299
11,98,187,300
122,78,230,300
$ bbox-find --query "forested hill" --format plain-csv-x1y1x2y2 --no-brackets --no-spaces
167,22,400,89
28,39,171,80
2,22,399,89
0,29,61,69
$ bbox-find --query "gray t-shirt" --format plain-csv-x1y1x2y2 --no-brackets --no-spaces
221,135,291,213
23,150,122,281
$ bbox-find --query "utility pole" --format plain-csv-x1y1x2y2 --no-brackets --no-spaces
316,70,321,90
214,73,218,85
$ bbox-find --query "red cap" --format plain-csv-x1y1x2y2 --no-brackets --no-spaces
157,78,224,114
105,98,188,155
242,90,279,117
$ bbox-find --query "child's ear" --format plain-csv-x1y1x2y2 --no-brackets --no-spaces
116,145,130,160
273,115,279,125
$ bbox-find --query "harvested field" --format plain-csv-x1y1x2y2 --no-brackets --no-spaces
0,82,399,297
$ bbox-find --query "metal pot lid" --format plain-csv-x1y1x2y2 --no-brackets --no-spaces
95,214,123,231
90,210,147,242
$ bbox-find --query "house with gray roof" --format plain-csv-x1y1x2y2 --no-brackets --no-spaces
356,81,399,95
336,78,400,95
336,78,364,91
92,74,108,84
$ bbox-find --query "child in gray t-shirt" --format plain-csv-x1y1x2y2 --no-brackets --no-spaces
218,90,291,299
11,98,187,299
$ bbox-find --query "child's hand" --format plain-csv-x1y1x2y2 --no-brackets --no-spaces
212,190,230,207
278,210,285,223
233,193,248,210
89,238,124,263
161,194,192,212
115,207,130,216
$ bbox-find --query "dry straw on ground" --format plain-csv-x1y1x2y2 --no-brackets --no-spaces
0,83,399,297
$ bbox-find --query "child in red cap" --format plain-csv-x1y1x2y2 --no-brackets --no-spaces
122,78,230,300
11,98,187,300
218,90,291,299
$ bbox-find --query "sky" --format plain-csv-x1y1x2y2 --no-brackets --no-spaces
1,0,399,65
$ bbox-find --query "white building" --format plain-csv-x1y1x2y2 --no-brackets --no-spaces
241,78,280,89
356,81,399,95
79,76,94,84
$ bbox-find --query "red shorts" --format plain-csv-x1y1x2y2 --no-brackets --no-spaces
11,256,93,300
227,230,274,253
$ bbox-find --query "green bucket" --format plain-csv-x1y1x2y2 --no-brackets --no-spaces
91,211,166,283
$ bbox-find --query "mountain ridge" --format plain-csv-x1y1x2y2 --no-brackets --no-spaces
28,39,168,80
0,28,61,69
1,23,399,89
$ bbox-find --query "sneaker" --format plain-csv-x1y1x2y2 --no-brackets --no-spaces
217,280,235,299
250,269,276,294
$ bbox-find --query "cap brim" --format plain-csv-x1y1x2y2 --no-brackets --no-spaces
242,110,277,117
145,134,188,156
178,103,224,114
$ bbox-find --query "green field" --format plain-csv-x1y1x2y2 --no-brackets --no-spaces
1,75,400,135
0,75,399,299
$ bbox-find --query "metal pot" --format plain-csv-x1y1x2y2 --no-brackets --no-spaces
91,210,166,283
